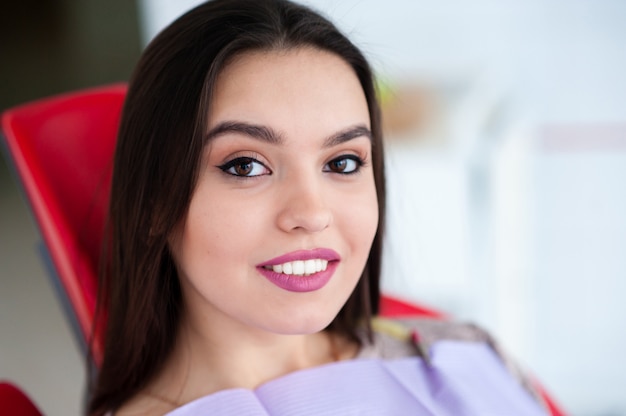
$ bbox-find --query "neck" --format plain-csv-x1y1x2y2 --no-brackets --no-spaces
144,306,358,408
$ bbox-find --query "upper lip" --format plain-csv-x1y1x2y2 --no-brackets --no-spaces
257,248,341,267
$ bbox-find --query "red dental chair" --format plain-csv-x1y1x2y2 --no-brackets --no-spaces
0,85,566,415
0,382,42,416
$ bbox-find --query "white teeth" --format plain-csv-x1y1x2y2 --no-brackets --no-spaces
292,260,305,275
304,259,316,275
266,259,329,276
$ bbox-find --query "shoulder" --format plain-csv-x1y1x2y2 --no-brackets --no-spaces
358,317,492,360
360,317,547,409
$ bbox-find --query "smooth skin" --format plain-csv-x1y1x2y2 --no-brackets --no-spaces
118,47,379,415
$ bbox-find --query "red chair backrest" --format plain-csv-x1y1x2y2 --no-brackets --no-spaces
1,84,126,361
379,294,445,319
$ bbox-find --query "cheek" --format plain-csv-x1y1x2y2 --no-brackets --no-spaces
181,192,271,264
337,182,379,255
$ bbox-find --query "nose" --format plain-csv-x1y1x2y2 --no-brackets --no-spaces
276,178,333,233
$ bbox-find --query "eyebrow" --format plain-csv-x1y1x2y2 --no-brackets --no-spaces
206,121,284,144
323,125,372,148
206,121,372,147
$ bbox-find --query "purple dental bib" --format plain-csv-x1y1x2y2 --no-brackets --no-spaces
167,341,547,415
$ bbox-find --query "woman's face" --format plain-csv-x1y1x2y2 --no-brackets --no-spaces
171,48,378,336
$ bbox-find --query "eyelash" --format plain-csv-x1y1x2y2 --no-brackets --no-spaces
323,155,365,175
218,157,271,178
217,154,366,178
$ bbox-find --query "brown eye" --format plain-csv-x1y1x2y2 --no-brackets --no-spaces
219,157,270,177
328,159,348,173
234,160,253,175
324,156,362,174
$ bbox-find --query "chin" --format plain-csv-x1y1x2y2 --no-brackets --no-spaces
262,309,339,336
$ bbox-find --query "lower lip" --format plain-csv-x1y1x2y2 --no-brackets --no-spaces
256,262,338,293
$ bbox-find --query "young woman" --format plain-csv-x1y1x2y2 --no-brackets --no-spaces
88,1,549,414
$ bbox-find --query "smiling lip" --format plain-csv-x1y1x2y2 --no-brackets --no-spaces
256,248,341,293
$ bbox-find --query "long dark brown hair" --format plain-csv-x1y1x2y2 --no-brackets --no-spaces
88,0,386,414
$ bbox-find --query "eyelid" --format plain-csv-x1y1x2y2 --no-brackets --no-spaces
215,150,265,166
328,150,369,165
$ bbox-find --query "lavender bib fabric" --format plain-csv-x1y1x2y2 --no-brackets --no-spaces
167,341,547,415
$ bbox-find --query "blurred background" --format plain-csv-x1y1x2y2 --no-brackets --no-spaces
1,0,625,415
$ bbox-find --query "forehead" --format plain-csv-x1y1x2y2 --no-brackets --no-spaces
208,47,370,136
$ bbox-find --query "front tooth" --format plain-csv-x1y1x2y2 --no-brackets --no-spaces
292,260,305,275
267,259,331,275
304,259,316,275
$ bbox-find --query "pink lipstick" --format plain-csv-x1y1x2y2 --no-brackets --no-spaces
256,248,340,292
